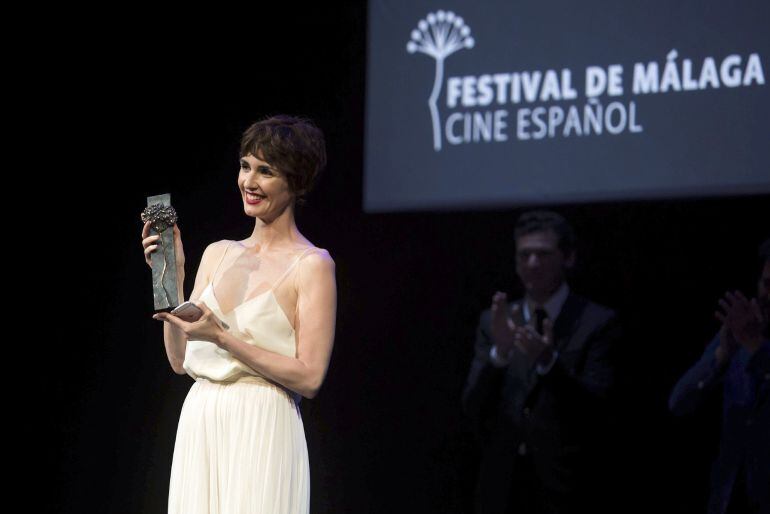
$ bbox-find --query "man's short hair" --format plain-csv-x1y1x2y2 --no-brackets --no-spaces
514,210,576,257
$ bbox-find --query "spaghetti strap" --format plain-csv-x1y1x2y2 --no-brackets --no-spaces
272,247,315,290
210,240,233,287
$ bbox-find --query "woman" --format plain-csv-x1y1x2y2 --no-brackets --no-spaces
141,115,336,514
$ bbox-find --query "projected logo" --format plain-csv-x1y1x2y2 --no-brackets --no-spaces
407,10,474,151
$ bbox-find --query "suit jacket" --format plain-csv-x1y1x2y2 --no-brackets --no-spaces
669,334,770,514
462,291,620,513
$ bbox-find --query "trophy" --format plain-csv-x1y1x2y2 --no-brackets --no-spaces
141,193,180,310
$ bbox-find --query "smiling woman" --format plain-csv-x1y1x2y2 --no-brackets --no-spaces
239,153,295,221
239,115,327,206
142,114,335,514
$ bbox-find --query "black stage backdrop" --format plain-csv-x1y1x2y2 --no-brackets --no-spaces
46,4,768,513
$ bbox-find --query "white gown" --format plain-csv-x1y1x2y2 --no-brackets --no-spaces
168,242,315,514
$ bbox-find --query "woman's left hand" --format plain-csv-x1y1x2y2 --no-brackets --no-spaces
153,301,228,346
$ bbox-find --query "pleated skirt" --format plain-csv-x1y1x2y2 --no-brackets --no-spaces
168,376,309,514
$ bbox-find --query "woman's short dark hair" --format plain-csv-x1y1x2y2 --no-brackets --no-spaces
514,210,576,256
240,115,327,204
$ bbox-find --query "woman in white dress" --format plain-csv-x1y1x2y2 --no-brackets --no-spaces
141,115,336,514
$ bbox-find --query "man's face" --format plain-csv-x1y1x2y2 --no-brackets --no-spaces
515,230,574,299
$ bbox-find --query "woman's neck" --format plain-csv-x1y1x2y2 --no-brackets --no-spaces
246,206,301,251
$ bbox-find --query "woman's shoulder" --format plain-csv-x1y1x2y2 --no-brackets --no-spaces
204,239,233,254
298,245,333,262
294,246,335,293
296,245,335,271
200,240,233,266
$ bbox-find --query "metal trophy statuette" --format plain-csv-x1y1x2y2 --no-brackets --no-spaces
142,193,180,311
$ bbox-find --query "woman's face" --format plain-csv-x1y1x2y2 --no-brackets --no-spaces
238,152,295,221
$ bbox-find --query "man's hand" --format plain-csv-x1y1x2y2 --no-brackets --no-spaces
715,290,763,354
714,322,738,366
514,318,554,365
490,292,519,358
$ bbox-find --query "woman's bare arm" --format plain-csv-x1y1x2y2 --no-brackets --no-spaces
163,241,225,374
161,270,187,374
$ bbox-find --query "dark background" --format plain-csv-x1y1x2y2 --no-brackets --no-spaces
46,3,768,513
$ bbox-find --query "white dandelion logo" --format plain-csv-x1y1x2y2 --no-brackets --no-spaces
407,10,474,151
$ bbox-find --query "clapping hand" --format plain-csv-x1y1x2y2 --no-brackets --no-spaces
153,301,228,347
490,292,554,364
513,318,554,364
715,290,764,354
490,292,517,357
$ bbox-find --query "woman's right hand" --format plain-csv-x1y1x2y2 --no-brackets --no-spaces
141,220,186,274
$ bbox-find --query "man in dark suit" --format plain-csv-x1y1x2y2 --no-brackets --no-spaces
668,239,769,514
462,210,621,514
